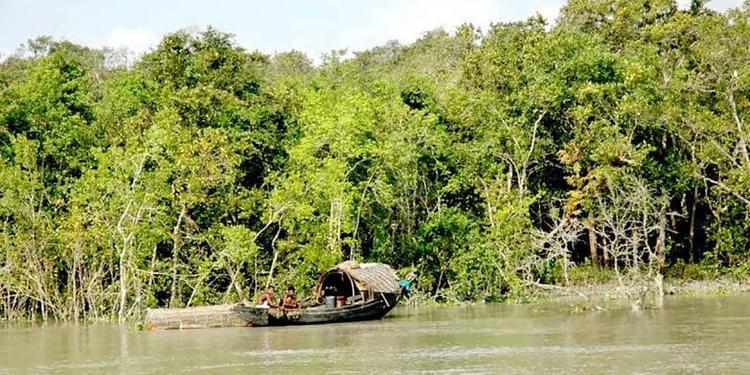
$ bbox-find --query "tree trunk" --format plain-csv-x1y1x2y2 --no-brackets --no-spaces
586,214,598,267
602,240,610,266
656,203,667,272
116,155,147,321
726,89,750,169
117,241,129,322
689,187,698,263
72,241,80,322
169,205,187,308
224,263,245,302
654,198,668,308
265,224,283,289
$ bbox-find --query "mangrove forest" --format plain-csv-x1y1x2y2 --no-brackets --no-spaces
2,0,750,321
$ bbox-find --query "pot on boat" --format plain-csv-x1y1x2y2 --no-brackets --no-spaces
325,296,336,309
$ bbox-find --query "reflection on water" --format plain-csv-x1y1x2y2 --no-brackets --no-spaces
2,296,749,374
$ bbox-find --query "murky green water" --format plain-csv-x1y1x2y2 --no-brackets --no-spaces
2,295,749,374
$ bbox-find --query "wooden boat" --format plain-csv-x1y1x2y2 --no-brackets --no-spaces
144,260,401,330
233,261,402,326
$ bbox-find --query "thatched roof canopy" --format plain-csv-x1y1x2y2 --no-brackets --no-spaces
316,261,400,297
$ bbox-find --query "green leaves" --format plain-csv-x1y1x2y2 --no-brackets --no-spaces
5,5,750,318
219,225,258,263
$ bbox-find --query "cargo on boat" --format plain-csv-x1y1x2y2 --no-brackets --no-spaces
144,261,402,330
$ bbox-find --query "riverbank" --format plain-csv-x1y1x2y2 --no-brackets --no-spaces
400,263,750,312
4,264,748,323
519,270,750,313
538,277,750,299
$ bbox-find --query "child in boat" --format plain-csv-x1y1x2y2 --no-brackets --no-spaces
256,286,278,308
282,286,299,309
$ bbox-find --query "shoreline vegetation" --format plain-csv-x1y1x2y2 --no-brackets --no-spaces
3,0,750,322
536,272,750,312
402,263,750,309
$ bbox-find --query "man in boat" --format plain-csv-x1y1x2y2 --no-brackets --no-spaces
282,286,299,309
256,286,278,308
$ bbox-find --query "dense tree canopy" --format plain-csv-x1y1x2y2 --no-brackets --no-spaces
2,1,750,320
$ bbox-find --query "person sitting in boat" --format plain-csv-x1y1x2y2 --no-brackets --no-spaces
256,286,278,308
282,286,299,309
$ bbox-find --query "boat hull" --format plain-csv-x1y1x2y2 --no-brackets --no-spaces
233,293,399,326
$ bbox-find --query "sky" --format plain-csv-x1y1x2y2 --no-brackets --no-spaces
0,0,744,62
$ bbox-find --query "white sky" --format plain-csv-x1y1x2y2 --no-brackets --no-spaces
0,0,744,61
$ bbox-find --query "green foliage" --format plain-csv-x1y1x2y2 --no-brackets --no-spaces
565,264,617,285
665,260,714,281
3,2,750,319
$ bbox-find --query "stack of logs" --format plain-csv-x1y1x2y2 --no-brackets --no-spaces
144,304,249,330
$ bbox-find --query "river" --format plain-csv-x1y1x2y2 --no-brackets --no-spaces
2,295,749,374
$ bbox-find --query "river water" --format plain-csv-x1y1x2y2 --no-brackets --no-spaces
2,295,749,374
